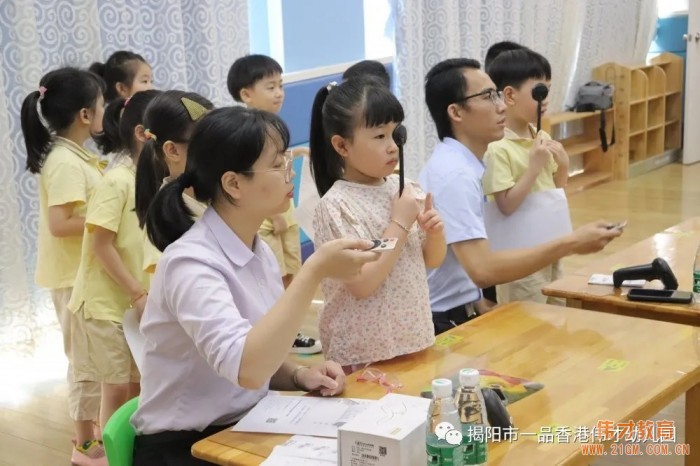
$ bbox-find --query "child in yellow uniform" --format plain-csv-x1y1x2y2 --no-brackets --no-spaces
134,90,213,274
228,54,320,354
483,45,570,304
20,67,107,466
89,50,153,104
90,50,154,170
68,90,159,432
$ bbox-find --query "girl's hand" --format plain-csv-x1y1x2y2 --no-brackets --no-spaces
306,238,380,281
391,184,420,228
417,193,443,236
295,361,346,396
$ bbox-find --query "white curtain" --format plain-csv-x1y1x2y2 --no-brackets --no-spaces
393,0,658,179
0,0,249,352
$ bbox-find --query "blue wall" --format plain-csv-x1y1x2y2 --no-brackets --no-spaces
248,0,367,73
248,1,270,59
650,15,689,60
282,0,366,72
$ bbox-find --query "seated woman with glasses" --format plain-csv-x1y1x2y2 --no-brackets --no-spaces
130,106,379,466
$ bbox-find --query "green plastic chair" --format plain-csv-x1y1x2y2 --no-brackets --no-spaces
103,397,139,466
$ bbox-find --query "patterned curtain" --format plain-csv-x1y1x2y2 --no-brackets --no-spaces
0,0,249,352
392,0,658,179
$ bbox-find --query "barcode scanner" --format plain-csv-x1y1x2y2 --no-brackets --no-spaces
392,124,407,195
612,257,679,290
531,83,549,135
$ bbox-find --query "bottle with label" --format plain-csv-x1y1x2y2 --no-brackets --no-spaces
426,378,463,466
693,246,700,302
454,368,488,466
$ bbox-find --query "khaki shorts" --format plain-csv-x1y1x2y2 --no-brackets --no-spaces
259,225,302,276
496,260,565,305
72,306,140,384
50,288,101,421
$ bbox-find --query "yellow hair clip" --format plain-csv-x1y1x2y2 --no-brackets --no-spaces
181,97,208,121
143,129,157,142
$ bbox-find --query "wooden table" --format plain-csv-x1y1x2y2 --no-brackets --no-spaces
192,302,700,466
543,218,700,326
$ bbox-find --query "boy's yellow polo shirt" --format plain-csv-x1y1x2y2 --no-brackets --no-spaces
483,125,558,197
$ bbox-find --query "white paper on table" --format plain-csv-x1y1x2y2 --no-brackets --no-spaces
261,452,338,466
261,435,337,465
232,395,374,438
588,273,646,287
262,455,335,466
295,156,321,242
484,188,573,251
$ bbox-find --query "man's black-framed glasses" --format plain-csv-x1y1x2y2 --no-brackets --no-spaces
454,89,504,106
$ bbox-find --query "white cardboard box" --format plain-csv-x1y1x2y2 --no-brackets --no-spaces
338,393,430,466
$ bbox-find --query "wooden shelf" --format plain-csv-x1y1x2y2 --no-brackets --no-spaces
545,111,607,126
564,139,602,156
646,126,664,157
565,172,613,195
664,120,682,150
593,53,683,178
665,92,682,121
648,97,665,127
629,132,647,163
630,69,648,102
652,55,683,95
630,101,647,134
644,67,667,97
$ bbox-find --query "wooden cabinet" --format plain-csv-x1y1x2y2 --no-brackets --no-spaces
592,52,683,178
540,53,684,196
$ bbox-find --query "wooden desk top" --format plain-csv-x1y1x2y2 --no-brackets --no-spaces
192,302,700,466
543,220,700,325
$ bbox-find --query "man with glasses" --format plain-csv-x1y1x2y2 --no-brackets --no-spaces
419,58,622,335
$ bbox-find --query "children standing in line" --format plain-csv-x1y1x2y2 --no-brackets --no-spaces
68,90,159,433
309,77,446,372
20,67,107,466
227,54,321,354
482,46,570,304
134,90,213,275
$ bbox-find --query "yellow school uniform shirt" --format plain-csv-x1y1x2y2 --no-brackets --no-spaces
68,157,148,322
482,125,558,196
142,179,207,274
259,204,297,233
35,137,103,289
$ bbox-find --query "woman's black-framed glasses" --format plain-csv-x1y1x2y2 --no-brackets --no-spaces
454,89,504,106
